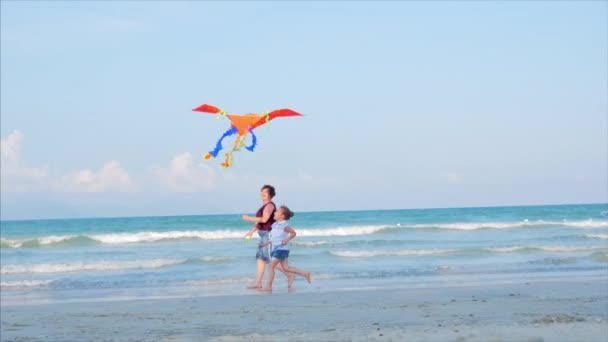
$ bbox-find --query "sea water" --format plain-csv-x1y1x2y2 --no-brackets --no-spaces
1,204,607,305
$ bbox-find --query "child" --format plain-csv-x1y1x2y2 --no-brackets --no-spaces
259,206,311,292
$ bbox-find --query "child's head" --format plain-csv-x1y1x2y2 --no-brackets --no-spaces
275,206,295,221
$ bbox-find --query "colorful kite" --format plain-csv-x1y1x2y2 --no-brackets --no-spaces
193,104,303,167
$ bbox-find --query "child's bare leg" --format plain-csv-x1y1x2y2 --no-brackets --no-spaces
281,259,311,284
276,262,295,288
260,259,280,292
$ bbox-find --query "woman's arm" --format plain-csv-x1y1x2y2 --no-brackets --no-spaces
244,225,258,238
242,203,275,224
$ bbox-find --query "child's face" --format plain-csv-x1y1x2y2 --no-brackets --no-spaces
274,209,285,220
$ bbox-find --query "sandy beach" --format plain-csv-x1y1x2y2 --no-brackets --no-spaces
2,270,606,342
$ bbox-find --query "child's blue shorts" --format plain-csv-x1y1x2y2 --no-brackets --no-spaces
271,250,290,261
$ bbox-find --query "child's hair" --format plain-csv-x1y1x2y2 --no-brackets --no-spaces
279,206,295,220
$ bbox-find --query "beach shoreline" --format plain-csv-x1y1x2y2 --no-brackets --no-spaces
2,271,607,342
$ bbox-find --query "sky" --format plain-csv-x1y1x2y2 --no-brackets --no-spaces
1,1,606,220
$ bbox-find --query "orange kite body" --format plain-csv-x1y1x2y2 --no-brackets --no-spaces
193,104,302,167
226,114,264,135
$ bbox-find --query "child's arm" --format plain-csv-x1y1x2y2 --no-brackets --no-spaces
282,226,297,245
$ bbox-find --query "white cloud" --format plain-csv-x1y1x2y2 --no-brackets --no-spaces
1,130,49,192
1,130,22,164
152,152,215,192
57,161,133,193
447,173,465,184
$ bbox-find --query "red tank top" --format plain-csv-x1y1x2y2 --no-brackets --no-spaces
256,202,276,231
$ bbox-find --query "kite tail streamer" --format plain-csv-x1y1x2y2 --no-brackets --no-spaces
245,128,257,152
204,126,237,160
221,152,233,168
233,135,248,152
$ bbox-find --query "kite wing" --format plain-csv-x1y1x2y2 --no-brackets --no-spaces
250,109,303,129
192,104,223,114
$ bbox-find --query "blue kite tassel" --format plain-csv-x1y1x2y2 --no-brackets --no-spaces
209,126,237,157
245,128,257,152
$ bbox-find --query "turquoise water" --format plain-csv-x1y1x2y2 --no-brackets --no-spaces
1,204,607,304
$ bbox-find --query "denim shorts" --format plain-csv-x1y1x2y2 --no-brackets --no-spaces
255,230,270,263
271,249,290,261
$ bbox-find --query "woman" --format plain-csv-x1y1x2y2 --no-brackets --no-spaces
243,184,294,289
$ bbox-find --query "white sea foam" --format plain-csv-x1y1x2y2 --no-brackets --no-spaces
585,234,608,240
484,246,528,253
198,256,234,263
330,245,607,258
536,245,607,252
185,276,253,286
297,225,391,237
0,235,78,248
0,258,185,275
0,235,90,248
0,279,53,288
560,220,608,228
291,240,331,246
413,220,608,230
330,249,457,257
484,245,607,253
2,219,606,249
92,230,244,244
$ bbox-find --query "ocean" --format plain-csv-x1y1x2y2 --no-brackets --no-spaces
1,203,607,305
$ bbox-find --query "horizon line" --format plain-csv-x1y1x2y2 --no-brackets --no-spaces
1,201,606,223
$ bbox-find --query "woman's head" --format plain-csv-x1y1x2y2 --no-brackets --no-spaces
275,206,295,221
260,184,276,201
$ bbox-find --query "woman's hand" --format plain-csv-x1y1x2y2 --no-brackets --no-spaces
242,215,251,221
282,239,289,245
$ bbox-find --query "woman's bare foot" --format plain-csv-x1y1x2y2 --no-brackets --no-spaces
304,272,311,284
287,273,295,288
247,284,262,289
258,287,272,292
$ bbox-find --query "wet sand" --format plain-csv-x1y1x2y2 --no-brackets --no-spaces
1,272,607,342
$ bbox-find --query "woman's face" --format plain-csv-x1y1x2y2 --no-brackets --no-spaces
260,188,271,202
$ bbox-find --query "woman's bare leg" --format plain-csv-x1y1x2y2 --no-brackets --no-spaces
247,259,266,289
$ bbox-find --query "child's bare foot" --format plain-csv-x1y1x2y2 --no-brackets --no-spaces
304,272,311,284
247,284,262,289
287,274,295,288
258,287,272,292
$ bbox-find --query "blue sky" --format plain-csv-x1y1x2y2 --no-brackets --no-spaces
1,1,606,220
